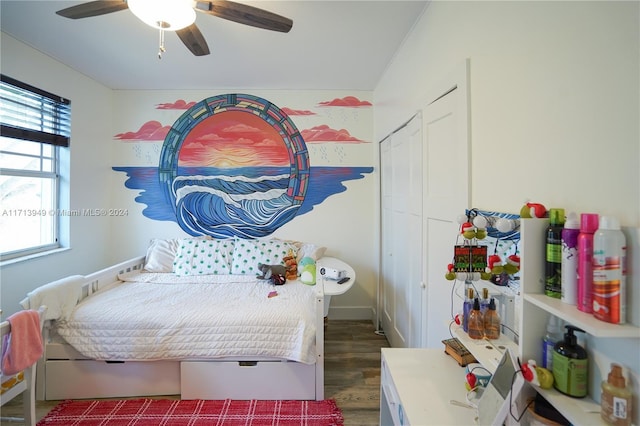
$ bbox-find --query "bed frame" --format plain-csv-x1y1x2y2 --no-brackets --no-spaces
31,256,325,401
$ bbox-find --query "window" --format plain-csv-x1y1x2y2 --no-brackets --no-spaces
0,75,70,261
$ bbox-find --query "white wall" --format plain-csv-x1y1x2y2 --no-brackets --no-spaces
0,34,116,316
373,0,639,411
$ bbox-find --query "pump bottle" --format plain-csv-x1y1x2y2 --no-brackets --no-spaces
601,363,633,426
552,325,588,397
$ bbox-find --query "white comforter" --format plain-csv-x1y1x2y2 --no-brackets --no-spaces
55,272,320,364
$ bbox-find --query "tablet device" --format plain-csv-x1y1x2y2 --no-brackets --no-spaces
476,348,524,425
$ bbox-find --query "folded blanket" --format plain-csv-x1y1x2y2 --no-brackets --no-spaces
1,310,43,376
20,275,84,321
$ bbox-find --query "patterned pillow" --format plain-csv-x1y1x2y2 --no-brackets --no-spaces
173,238,235,276
231,238,296,275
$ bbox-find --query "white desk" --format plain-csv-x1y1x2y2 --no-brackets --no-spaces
316,257,355,316
380,348,477,425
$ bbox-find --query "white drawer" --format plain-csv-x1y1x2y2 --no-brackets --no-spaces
45,360,180,400
381,359,407,425
181,360,316,400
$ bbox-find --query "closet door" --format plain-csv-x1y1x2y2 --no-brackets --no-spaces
423,62,471,348
380,114,423,348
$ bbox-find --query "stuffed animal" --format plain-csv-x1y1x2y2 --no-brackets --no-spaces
283,249,298,281
256,263,287,281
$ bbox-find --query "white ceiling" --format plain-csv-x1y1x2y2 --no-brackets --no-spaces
1,1,428,91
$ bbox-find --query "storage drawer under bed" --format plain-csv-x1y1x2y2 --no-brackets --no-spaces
44,360,180,400
181,360,316,400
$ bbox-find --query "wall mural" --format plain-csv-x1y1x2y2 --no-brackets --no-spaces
113,93,373,238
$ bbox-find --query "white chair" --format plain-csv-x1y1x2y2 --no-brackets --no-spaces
0,306,46,426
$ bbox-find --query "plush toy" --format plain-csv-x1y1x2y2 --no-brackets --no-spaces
298,256,316,285
503,254,520,275
520,202,547,219
486,254,504,275
283,249,298,281
256,263,287,282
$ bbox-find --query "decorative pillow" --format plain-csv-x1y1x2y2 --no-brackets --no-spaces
144,238,179,272
231,238,296,275
173,238,235,276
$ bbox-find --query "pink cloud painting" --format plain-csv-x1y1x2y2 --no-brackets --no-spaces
281,107,316,116
156,99,197,110
318,96,372,108
114,120,170,141
301,125,366,143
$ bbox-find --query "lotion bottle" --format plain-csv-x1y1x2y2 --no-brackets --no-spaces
541,315,563,370
552,325,588,397
601,363,633,426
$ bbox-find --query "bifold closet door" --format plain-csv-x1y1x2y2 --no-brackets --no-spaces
380,114,423,348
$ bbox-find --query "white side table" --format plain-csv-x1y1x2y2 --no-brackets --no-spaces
316,256,355,317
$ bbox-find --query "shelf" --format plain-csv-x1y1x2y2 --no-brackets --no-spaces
532,384,604,426
525,294,640,338
452,324,518,373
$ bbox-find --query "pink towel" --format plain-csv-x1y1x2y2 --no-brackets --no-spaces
1,310,43,376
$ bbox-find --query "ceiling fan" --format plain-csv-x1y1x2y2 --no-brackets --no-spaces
56,0,293,57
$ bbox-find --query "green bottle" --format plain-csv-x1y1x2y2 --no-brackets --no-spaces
552,325,588,397
545,208,565,298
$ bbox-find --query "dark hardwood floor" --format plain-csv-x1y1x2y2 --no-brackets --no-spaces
1,319,390,425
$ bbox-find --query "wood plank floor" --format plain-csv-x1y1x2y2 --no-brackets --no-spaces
1,319,389,425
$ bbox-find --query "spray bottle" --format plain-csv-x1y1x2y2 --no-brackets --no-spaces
545,208,565,298
561,212,580,305
577,213,599,313
593,216,627,324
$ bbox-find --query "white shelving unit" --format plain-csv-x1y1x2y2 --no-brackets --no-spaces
517,218,640,426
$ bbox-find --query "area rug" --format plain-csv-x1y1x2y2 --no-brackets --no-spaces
37,399,344,425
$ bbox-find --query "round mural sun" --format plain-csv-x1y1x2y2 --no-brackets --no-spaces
158,94,309,239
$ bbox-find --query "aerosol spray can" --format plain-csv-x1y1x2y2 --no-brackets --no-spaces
593,216,627,324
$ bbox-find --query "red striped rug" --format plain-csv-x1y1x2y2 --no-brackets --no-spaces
37,399,344,425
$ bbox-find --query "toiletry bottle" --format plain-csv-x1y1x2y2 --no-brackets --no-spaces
483,298,500,339
577,213,599,313
593,216,627,324
561,212,580,305
480,287,490,315
542,315,563,370
601,363,633,426
467,298,484,339
552,325,588,397
545,208,565,298
462,287,474,333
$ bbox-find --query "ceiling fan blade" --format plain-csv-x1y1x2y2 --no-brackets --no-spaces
176,24,211,56
195,0,293,33
56,1,128,19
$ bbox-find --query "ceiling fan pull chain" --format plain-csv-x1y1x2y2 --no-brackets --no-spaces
158,28,166,59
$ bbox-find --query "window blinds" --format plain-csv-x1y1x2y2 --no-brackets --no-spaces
0,74,71,147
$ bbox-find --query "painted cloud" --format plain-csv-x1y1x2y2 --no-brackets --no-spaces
301,125,366,143
156,99,197,110
114,120,170,141
318,96,372,108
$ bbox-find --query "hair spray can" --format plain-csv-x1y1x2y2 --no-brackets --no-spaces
561,213,580,305
577,213,599,313
593,216,627,324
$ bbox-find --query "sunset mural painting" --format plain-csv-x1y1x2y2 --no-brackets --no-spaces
113,94,373,238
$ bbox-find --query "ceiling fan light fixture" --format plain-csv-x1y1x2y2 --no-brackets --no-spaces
128,0,196,31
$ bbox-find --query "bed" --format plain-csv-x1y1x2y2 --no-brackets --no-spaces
20,237,325,401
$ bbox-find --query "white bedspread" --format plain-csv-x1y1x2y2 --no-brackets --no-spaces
55,272,320,364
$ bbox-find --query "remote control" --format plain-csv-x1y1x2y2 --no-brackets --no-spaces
337,277,350,284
